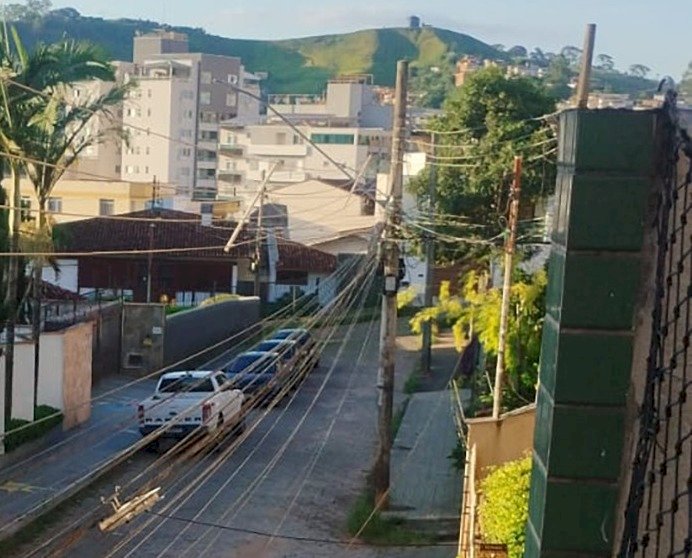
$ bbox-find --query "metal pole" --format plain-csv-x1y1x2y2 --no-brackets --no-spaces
373,59,408,507
492,156,522,420
421,131,436,374
576,23,597,109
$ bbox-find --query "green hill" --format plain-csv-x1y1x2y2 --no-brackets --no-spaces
9,9,501,93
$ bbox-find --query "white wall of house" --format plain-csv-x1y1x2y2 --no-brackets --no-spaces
273,272,336,306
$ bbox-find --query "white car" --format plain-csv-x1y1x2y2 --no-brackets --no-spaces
138,371,243,441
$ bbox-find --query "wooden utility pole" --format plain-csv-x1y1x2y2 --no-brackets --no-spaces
421,132,436,374
374,59,408,507
576,23,597,109
492,156,522,420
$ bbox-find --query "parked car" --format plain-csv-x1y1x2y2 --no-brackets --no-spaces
224,351,284,397
271,328,319,369
137,371,243,443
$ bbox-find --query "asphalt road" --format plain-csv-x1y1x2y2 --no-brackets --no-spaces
9,320,453,558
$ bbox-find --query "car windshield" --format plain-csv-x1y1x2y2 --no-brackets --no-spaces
256,341,294,358
227,353,275,374
158,376,214,393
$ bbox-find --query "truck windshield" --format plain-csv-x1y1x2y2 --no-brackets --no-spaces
158,377,214,393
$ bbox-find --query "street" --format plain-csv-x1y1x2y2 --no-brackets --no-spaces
6,320,453,558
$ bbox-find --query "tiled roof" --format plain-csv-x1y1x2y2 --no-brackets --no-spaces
276,239,337,274
55,209,337,273
55,209,254,258
40,281,84,301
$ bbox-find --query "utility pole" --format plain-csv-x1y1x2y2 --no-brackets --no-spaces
576,23,597,109
421,132,436,374
492,156,522,420
146,223,155,303
374,59,408,507
253,176,267,298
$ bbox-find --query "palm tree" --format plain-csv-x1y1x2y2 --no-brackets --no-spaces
0,25,127,423
20,41,128,411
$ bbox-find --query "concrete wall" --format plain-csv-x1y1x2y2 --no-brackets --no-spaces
466,405,536,480
61,322,93,429
0,321,93,442
164,297,260,369
120,304,166,375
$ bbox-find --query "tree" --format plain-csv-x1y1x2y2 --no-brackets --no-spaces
408,67,556,263
529,48,548,68
544,54,573,99
628,63,651,78
18,39,127,412
0,0,52,21
596,53,615,71
507,45,527,62
410,64,454,108
409,268,547,409
560,45,582,67
0,26,125,422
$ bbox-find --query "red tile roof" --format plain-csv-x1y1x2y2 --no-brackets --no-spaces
40,281,84,301
55,209,337,273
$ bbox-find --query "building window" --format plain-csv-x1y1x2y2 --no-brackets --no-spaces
47,197,62,213
115,164,121,174
310,133,355,145
145,166,149,174
200,91,211,105
147,108,152,117
227,74,238,84
125,165,133,174
20,196,32,222
147,89,152,98
201,71,212,84
99,199,114,216
226,92,237,107
146,147,150,155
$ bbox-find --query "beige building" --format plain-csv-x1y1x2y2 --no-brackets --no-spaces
18,178,173,224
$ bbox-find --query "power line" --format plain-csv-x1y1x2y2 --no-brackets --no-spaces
143,510,456,548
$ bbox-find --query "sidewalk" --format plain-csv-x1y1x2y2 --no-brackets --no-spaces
0,375,153,541
386,335,465,538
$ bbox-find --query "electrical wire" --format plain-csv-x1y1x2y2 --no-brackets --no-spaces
102,253,378,557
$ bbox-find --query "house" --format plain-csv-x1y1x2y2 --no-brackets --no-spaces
259,178,378,255
18,178,174,224
49,208,338,305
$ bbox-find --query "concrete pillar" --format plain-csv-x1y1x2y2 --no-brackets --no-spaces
526,109,661,556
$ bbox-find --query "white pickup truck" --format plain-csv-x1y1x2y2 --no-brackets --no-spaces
137,371,244,442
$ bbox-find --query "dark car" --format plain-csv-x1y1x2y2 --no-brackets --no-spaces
254,339,298,362
224,351,281,395
271,328,319,370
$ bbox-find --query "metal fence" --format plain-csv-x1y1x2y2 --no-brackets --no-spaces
618,91,692,556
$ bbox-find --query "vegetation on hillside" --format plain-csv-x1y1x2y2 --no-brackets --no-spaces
681,62,692,100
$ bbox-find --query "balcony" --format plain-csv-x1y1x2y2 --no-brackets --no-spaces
219,143,244,156
218,169,243,184
246,144,308,157
246,169,307,183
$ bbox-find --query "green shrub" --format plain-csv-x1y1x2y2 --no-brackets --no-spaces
4,405,62,452
478,455,532,558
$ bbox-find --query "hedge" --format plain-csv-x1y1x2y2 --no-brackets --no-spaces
3,405,63,452
478,454,532,558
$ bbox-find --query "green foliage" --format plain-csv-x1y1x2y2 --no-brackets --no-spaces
4,405,62,452
410,268,546,410
347,485,434,545
410,63,454,108
478,455,532,558
0,0,52,22
408,67,557,263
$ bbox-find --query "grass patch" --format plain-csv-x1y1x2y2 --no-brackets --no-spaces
403,368,421,395
347,484,435,546
3,405,62,452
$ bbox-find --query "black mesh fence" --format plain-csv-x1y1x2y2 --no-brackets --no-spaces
618,91,692,557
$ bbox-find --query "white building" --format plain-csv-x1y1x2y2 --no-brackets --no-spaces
217,75,393,207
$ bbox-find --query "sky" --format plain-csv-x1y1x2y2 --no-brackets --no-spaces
49,0,690,80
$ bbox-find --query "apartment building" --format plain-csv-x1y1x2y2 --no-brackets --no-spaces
217,76,392,204
63,31,260,206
